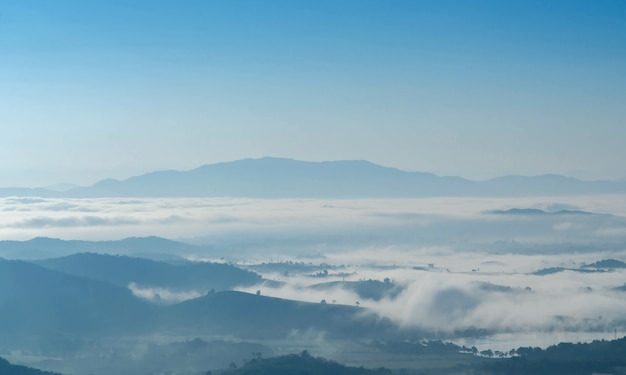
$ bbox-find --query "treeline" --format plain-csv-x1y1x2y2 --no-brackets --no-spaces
212,350,392,375
477,337,626,375
371,339,475,356
0,357,60,375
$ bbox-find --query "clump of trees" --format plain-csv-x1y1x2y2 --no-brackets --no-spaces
477,337,626,375
213,351,391,375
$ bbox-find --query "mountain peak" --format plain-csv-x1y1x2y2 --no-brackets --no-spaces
2,158,624,199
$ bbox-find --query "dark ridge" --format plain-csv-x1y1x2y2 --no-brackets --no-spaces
309,279,403,301
533,267,605,276
475,282,518,293
1,157,626,199
25,157,626,198
0,357,61,375
36,252,262,291
479,336,626,375
489,208,597,216
215,350,392,375
0,259,157,334
582,259,626,269
0,236,198,260
165,290,399,339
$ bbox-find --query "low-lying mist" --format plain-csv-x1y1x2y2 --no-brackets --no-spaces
1,196,626,255
234,248,626,341
1,195,625,352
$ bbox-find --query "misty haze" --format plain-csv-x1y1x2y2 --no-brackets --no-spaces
2,1,626,375
1,159,626,374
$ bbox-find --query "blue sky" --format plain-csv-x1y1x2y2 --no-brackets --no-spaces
1,0,625,186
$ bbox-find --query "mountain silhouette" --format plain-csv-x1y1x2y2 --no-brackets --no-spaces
64,158,470,198
0,236,200,260
1,158,625,198
63,158,626,198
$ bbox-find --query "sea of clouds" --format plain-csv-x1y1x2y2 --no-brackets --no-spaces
2,195,626,247
2,195,626,349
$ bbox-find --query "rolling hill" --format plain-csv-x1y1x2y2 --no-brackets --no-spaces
0,258,402,341
0,259,157,335
0,357,61,375
0,236,200,260
36,252,262,292
164,290,400,339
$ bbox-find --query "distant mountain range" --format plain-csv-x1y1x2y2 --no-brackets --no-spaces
488,208,597,216
0,236,199,260
4,158,626,198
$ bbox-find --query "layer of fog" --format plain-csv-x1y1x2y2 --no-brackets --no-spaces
234,248,626,348
1,196,626,259
2,195,626,350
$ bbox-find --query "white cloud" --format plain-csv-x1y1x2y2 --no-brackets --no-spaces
127,282,203,305
0,194,623,349
0,196,623,261
235,248,626,340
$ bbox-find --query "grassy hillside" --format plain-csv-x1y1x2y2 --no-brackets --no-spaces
165,290,399,339
0,259,157,335
37,252,262,291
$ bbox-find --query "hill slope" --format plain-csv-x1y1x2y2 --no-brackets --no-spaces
0,357,61,375
165,290,399,339
0,259,401,340
0,259,157,334
0,236,199,260
36,252,262,291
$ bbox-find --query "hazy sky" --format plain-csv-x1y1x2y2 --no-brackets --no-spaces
1,1,625,187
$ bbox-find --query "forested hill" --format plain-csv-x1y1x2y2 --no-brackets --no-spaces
0,236,199,260
0,357,61,375
0,259,157,334
477,337,626,375
214,351,392,375
36,252,262,291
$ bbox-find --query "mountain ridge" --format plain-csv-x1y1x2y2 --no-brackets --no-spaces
35,252,263,292
3,158,626,198
0,236,199,260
